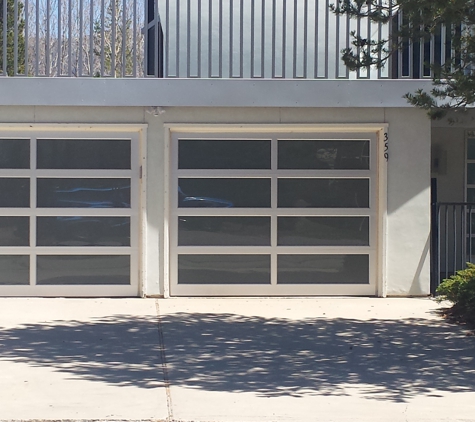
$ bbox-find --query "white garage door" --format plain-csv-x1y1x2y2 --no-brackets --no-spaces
169,129,380,296
0,127,142,297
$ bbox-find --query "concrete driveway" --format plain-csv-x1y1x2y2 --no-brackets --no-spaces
0,297,474,422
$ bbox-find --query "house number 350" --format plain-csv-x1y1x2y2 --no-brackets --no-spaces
384,133,389,161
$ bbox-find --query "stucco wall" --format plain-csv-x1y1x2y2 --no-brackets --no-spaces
0,105,431,296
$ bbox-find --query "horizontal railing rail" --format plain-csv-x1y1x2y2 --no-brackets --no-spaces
432,202,475,294
0,0,454,78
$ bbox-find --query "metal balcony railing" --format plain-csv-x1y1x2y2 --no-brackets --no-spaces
0,0,455,78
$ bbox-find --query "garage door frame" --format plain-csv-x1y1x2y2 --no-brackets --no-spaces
166,123,388,297
0,124,147,297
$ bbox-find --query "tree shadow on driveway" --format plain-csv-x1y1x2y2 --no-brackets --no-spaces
0,311,474,402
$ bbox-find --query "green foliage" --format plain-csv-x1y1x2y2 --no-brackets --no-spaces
437,263,475,325
330,0,475,119
0,0,26,75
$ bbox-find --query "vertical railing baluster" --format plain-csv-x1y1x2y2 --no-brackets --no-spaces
460,204,465,270
46,0,50,76
324,0,329,78
25,0,29,75
3,0,7,75
271,0,275,77
35,0,39,75
261,0,265,78
445,204,449,280
292,0,297,78
250,0,255,77
229,0,233,77
101,0,105,76
186,0,190,77
90,0,94,77
314,0,319,78
79,0,83,76
165,0,169,77
122,0,127,77
208,0,212,77
239,0,243,78
197,0,202,77
437,204,441,288
68,0,72,76
176,0,180,77
218,0,222,77
303,0,308,78
454,204,457,276
58,0,62,76
111,0,116,76
132,0,137,77
470,205,473,263
282,0,286,78
335,4,340,78
14,0,18,75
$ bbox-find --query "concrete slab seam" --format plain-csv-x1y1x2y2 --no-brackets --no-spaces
155,300,174,422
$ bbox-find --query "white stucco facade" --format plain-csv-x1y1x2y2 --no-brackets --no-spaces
0,79,432,297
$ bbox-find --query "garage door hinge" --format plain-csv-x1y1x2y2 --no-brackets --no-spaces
139,165,143,179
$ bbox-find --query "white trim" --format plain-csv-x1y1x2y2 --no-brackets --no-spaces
377,128,388,297
163,127,172,298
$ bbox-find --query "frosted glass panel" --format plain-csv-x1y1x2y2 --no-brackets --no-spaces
0,256,29,285
278,217,369,246
178,255,271,284
37,139,131,169
178,217,271,246
278,179,369,208
37,255,130,285
0,179,30,207
0,217,29,246
179,140,271,169
37,178,131,208
278,140,369,169
0,139,30,169
179,178,271,208
37,217,130,246
278,254,369,284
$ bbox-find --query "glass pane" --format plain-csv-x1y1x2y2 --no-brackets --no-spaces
278,140,369,169
468,164,475,185
468,189,475,203
278,254,369,284
37,178,131,208
37,217,130,246
179,178,271,208
278,217,369,246
278,179,369,208
179,140,271,169
37,255,130,285
178,255,271,284
0,217,29,246
0,178,30,207
178,217,271,246
468,138,475,160
0,139,30,169
0,256,29,285
37,139,131,169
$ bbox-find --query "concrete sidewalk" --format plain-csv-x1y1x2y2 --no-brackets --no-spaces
0,297,474,422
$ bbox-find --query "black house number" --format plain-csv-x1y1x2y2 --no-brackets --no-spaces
384,132,389,161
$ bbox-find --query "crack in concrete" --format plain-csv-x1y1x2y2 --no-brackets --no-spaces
155,300,174,422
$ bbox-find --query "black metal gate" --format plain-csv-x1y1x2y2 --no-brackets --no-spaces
431,202,475,294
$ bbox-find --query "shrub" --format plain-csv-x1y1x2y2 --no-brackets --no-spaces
437,263,475,325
